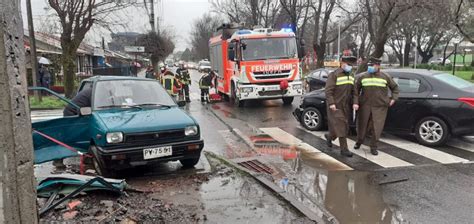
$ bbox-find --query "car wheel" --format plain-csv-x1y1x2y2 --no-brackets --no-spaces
415,116,450,146
90,145,116,178
301,107,324,131
180,157,200,168
282,97,294,105
231,83,244,107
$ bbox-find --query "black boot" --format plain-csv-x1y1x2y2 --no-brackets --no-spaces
370,147,378,155
324,134,332,148
340,149,353,157
186,97,191,103
354,142,362,150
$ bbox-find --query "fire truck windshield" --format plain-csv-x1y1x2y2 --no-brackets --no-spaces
241,37,297,61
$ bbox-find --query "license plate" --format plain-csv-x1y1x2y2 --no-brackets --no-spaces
266,86,280,91
143,146,172,160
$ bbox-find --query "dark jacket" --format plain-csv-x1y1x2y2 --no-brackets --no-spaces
325,68,355,138
354,71,399,142
63,88,92,116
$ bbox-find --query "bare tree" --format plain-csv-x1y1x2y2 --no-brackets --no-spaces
48,0,135,98
139,30,175,68
279,0,312,38
452,0,474,43
359,0,421,70
387,18,416,67
311,0,361,68
190,13,222,60
211,0,281,27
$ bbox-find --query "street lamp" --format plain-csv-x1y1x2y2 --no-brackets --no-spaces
336,15,341,61
414,25,418,69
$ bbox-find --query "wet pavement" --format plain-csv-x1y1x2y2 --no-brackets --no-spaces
32,69,474,223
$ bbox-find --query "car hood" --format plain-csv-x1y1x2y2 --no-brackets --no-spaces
305,89,326,97
94,107,196,133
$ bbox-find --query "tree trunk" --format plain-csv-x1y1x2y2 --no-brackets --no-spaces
0,0,38,223
314,42,326,68
62,43,78,98
418,46,434,64
358,37,387,73
403,41,411,67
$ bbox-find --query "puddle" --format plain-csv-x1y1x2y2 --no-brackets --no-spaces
250,134,298,160
243,129,405,223
198,176,306,223
211,104,236,118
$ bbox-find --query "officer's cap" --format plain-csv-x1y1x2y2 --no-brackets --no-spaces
340,56,357,64
368,57,382,65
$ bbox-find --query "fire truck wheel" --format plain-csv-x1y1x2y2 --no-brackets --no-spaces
282,97,294,105
231,84,244,107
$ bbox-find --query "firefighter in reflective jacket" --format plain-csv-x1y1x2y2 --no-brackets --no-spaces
161,70,181,97
176,61,191,102
353,57,399,155
199,71,213,103
324,55,357,157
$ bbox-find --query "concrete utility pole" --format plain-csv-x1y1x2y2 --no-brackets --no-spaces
150,0,156,33
0,0,38,223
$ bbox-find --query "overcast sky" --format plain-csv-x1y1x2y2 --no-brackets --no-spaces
21,0,212,51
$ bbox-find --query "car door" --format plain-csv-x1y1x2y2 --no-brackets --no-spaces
385,73,432,132
31,87,92,159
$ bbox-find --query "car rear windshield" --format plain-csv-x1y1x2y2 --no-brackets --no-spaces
93,80,176,109
433,73,474,91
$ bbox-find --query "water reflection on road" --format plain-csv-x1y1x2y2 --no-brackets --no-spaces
248,131,405,223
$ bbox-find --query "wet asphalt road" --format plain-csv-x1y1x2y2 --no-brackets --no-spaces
180,70,474,223
31,69,474,223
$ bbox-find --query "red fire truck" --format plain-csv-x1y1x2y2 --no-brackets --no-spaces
209,24,303,107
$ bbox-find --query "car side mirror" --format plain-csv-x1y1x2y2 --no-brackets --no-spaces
80,107,92,116
177,101,186,107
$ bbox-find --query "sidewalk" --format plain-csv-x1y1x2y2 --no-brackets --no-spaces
0,170,3,223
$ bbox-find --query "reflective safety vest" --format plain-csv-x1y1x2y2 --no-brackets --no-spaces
199,76,211,89
162,76,175,95
361,77,387,87
336,76,355,86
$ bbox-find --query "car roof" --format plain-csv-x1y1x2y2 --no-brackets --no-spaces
383,69,446,77
82,76,152,82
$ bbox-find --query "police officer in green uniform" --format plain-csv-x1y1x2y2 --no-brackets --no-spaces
324,55,357,157
353,57,399,155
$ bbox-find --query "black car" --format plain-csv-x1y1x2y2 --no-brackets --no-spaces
304,68,335,92
293,69,474,146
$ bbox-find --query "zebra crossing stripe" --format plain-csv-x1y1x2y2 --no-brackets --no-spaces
299,127,414,168
380,135,469,164
447,137,474,153
260,127,353,170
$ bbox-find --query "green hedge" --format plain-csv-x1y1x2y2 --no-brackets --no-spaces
414,64,473,71
29,96,66,109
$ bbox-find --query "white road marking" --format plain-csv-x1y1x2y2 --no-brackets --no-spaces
299,127,414,168
381,135,469,164
447,137,474,153
260,127,352,170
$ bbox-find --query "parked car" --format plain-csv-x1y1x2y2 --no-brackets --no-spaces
32,76,204,177
429,58,451,65
304,68,335,92
198,60,211,73
186,62,197,70
293,69,474,146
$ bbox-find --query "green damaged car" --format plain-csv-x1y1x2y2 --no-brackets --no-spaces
32,76,204,177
